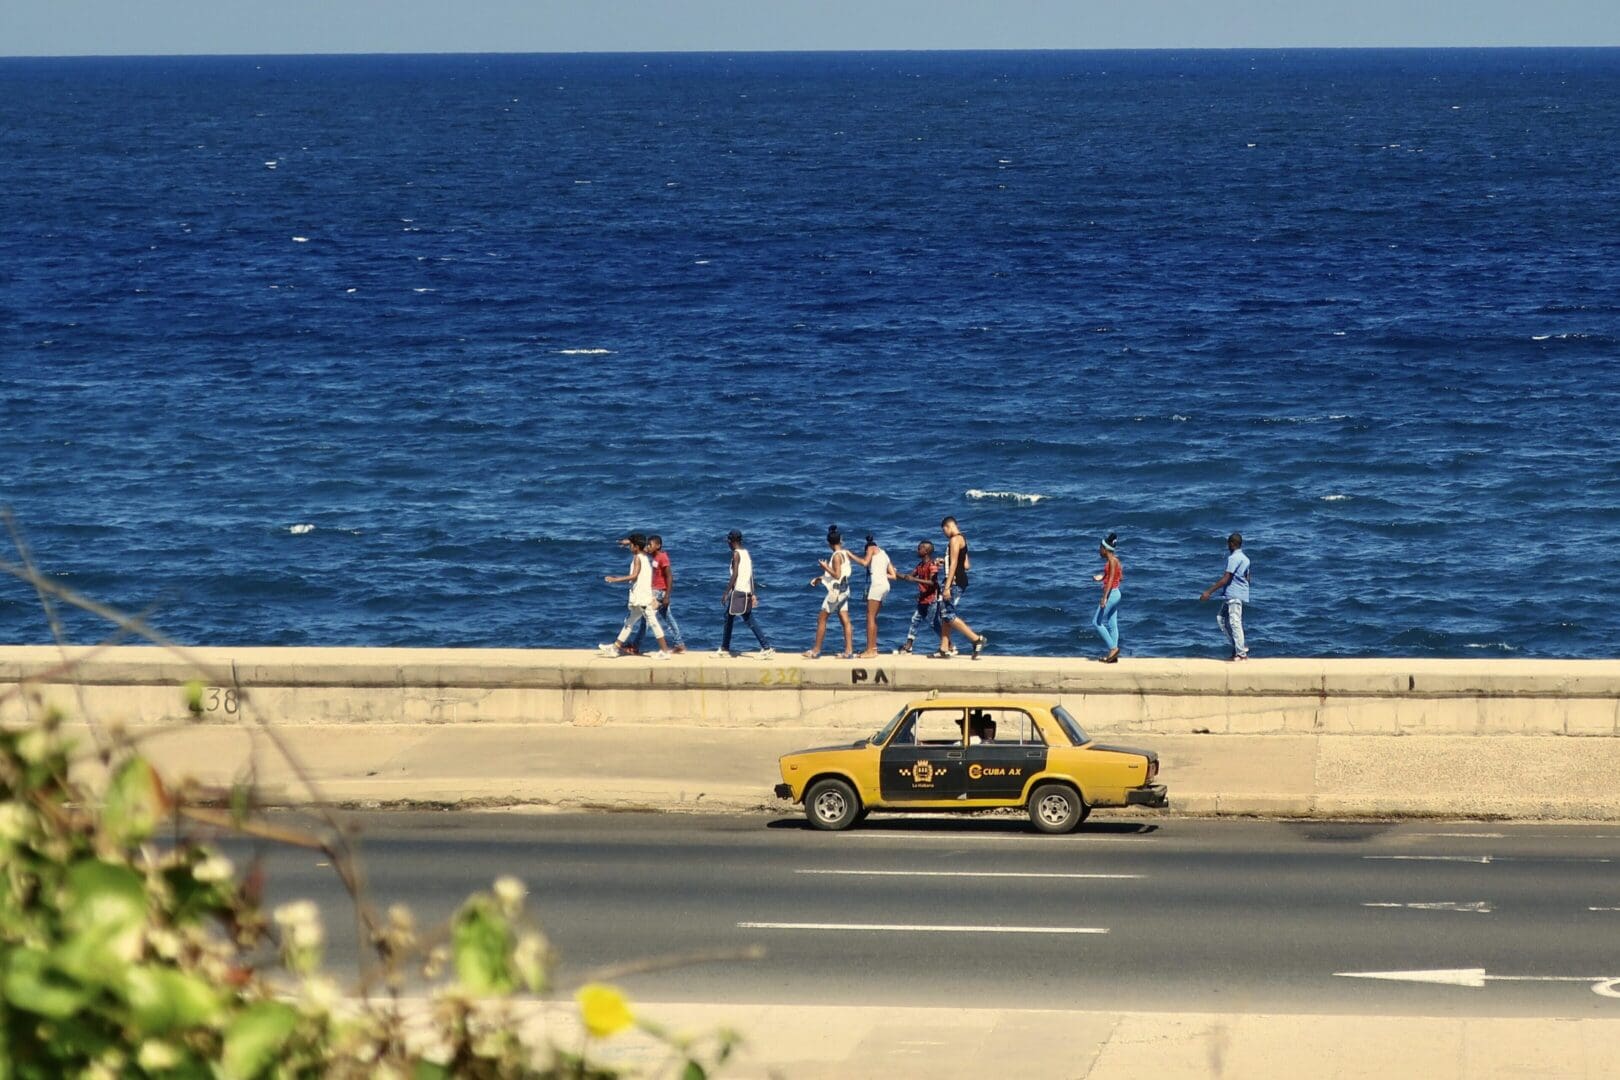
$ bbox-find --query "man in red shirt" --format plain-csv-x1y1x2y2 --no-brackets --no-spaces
632,534,687,654
893,540,942,654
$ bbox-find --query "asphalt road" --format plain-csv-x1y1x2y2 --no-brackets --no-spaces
237,811,1620,1018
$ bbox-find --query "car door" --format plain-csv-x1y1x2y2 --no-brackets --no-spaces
964,709,1048,802
879,708,967,801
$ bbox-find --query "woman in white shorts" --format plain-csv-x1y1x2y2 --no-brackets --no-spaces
847,533,895,657
804,525,855,658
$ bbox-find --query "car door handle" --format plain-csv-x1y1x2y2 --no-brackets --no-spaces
946,751,963,760
1025,751,1042,758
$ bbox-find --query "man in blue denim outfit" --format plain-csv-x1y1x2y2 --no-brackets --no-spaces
1200,532,1251,660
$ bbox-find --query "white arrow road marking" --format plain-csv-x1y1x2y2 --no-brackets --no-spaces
737,922,1108,935
1362,901,1493,913
795,869,1142,880
1335,969,1620,998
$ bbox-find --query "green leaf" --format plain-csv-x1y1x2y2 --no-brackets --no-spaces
103,757,166,844
122,965,222,1035
2,947,88,1020
451,897,512,995
219,1001,300,1080
681,1062,707,1080
63,860,147,965
184,681,205,715
411,1064,452,1080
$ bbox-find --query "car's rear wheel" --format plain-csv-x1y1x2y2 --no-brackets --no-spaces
1028,783,1086,834
805,778,862,831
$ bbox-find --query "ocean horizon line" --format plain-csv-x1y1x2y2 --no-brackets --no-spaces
6,44,1620,62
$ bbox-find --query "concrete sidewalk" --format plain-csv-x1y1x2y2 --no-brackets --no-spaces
517,1000,1620,1079
74,721,1620,819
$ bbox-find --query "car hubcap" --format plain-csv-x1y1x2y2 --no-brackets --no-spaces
815,790,847,822
1038,794,1071,825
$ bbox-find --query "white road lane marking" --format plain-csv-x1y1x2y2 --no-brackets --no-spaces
737,922,1109,935
1590,907,1620,912
1365,854,1612,864
1335,968,1620,998
1362,901,1492,913
1409,832,1505,839
795,869,1143,880
1365,855,1493,864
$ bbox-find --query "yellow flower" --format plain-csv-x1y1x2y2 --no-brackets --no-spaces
575,982,634,1039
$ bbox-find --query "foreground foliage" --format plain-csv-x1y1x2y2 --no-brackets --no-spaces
0,704,737,1079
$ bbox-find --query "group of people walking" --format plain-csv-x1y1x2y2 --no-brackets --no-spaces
598,520,1253,662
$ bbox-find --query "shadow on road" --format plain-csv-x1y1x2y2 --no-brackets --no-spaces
765,815,1160,836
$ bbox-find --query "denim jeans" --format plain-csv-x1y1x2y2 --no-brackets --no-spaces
1093,588,1121,650
722,601,772,652
904,600,939,642
1218,599,1247,658
632,590,683,649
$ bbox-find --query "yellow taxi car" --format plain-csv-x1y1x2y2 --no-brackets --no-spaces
773,695,1166,834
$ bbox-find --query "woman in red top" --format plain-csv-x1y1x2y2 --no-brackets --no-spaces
1092,532,1123,663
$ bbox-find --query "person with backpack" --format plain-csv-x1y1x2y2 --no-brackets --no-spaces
718,529,774,658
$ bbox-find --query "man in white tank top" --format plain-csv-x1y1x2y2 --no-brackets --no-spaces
599,533,671,658
719,529,774,657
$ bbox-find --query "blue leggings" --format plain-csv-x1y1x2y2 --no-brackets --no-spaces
1092,588,1121,651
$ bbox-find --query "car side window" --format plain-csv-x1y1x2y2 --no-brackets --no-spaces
906,709,967,747
979,709,1042,746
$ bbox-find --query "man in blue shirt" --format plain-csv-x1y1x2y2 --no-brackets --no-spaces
1199,533,1251,660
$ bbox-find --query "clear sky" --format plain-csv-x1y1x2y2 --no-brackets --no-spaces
3,1,1618,57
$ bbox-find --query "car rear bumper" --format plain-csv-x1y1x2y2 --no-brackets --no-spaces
773,783,794,800
1126,783,1168,808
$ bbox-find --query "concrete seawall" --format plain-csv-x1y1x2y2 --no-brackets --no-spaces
4,647,1619,818
3,646,1618,735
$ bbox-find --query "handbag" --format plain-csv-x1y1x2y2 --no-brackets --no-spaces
726,590,751,616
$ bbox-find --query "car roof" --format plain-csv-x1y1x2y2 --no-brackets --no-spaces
905,696,1056,711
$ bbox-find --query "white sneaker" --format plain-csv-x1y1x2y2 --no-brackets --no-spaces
712,648,734,658
648,651,671,660
597,643,623,656
747,648,776,659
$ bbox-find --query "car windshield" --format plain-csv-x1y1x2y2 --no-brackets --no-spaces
873,706,909,745
1051,705,1090,747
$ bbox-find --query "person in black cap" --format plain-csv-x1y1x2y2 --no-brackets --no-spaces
718,529,774,658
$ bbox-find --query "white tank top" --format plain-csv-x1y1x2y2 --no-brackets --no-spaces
733,548,755,594
825,549,851,595
628,553,655,607
869,548,891,583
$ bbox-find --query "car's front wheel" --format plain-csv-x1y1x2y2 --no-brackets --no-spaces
805,778,862,831
1028,783,1087,834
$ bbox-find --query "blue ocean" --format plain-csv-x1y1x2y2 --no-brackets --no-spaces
3,50,1618,658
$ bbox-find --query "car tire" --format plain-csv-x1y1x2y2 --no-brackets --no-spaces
805,778,862,832
1028,783,1085,835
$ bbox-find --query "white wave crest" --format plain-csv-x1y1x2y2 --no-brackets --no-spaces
1320,494,1351,502
557,348,614,356
289,523,316,535
965,489,1046,505
291,236,309,243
